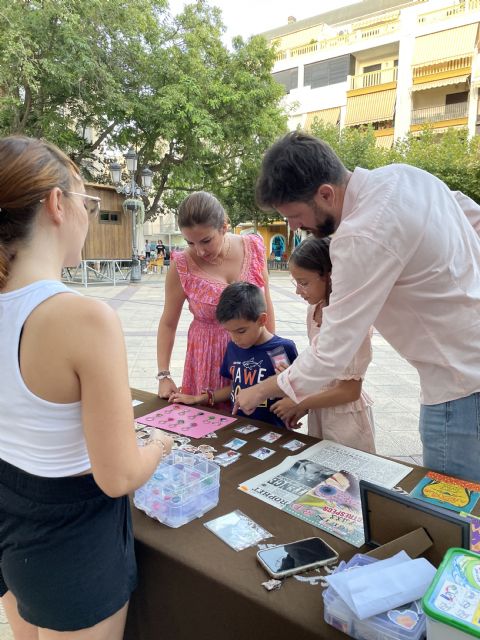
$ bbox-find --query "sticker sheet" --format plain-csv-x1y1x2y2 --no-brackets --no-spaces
204,509,273,551
136,404,236,438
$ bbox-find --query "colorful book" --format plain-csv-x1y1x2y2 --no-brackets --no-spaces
410,471,480,514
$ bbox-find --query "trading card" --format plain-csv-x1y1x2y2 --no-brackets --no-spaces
259,431,282,443
224,438,247,450
235,424,260,434
282,439,306,451
214,450,242,467
250,447,275,460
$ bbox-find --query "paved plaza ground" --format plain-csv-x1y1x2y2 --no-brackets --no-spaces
0,269,423,639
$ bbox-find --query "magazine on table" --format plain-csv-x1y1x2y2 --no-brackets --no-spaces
238,440,411,546
284,470,365,547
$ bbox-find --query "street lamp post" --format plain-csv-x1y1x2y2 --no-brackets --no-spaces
109,149,153,283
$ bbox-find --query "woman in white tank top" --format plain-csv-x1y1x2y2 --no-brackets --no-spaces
0,136,172,640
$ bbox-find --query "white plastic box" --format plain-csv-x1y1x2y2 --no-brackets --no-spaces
323,553,426,640
134,450,220,528
422,548,480,640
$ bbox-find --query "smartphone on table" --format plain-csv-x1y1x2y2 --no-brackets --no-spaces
257,536,338,579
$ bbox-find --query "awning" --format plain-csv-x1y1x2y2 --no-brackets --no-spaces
413,23,478,65
305,107,341,129
412,74,470,91
375,134,394,149
344,89,396,126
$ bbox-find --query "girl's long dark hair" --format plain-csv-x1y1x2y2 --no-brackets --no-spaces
289,236,332,303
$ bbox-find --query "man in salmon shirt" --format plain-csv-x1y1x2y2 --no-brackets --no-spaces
234,131,480,483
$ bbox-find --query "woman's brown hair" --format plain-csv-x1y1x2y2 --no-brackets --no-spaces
0,135,80,287
177,191,226,230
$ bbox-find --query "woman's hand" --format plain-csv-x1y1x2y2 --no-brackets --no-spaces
149,429,174,458
274,362,289,374
168,391,199,405
158,377,178,399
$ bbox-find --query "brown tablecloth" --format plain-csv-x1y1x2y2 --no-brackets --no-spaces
124,389,427,640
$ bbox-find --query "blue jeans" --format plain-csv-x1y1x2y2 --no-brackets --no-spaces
420,392,480,483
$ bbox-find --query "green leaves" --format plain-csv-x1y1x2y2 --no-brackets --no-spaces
310,121,480,202
0,0,286,220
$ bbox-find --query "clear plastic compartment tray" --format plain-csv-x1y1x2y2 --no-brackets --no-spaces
323,553,426,640
134,450,220,528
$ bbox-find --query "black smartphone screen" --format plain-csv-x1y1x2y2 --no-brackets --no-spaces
258,537,336,574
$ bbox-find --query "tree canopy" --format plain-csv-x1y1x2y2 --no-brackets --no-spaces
310,121,480,203
0,0,287,219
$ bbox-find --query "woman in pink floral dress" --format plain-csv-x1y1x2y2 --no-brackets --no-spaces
156,191,274,404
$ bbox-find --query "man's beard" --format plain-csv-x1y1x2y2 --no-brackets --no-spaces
312,214,336,237
301,202,337,238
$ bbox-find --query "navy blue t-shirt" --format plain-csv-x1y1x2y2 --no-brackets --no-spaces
220,335,298,428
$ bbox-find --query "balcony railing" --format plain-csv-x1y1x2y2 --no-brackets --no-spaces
411,101,469,124
417,0,480,25
274,0,480,63
350,66,398,90
274,18,399,61
413,55,472,78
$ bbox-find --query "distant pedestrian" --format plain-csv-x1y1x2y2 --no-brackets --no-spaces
156,240,165,257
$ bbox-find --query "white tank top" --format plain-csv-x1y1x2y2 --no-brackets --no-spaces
0,280,90,477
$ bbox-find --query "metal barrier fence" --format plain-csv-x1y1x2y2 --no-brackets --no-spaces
61,259,133,287
267,259,289,271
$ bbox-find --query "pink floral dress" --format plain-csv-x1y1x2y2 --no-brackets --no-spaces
306,303,376,453
174,234,266,402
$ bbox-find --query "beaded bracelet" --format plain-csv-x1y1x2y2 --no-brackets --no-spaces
201,388,215,406
147,437,167,458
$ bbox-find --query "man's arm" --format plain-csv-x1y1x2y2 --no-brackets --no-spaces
234,236,404,415
452,191,480,235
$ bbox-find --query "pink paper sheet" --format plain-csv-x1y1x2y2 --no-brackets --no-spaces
136,404,236,438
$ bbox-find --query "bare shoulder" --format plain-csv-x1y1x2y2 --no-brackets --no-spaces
37,292,120,332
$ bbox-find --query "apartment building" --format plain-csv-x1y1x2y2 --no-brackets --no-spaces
261,0,480,147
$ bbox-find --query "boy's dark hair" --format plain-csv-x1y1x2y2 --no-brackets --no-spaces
256,131,348,209
289,236,332,277
216,282,266,324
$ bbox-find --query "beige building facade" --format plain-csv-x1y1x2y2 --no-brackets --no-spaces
262,0,480,147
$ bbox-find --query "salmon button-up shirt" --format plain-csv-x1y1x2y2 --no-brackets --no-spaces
278,164,480,406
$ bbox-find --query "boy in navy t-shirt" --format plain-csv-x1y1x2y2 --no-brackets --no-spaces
170,282,298,428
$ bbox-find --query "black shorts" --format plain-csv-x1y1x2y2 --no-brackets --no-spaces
0,458,137,631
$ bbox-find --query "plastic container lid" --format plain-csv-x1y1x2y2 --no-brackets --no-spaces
422,547,480,638
323,553,426,640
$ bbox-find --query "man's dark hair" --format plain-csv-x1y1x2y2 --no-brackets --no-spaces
256,131,348,209
216,282,266,324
